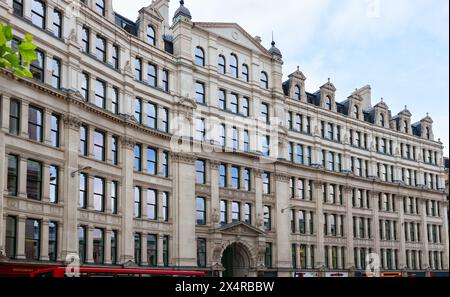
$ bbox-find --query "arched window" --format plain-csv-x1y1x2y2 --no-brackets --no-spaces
230,54,238,78
403,121,408,133
426,127,431,140
325,96,332,110
242,64,249,82
260,71,268,89
95,0,105,16
294,85,301,100
380,113,385,127
195,46,205,66
353,105,359,119
218,55,226,74
147,25,156,46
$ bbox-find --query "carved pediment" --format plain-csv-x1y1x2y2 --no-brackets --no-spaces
219,222,265,236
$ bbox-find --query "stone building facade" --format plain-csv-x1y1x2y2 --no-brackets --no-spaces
0,0,448,277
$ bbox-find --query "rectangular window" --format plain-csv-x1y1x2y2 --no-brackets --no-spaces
27,160,42,200
134,144,142,171
134,186,141,218
135,58,142,81
111,135,118,165
260,103,269,123
93,130,105,161
52,9,62,38
13,0,23,16
95,0,105,16
162,70,169,92
219,89,226,110
163,236,169,267
134,233,141,265
147,147,157,175
78,226,86,263
244,203,252,224
110,87,119,115
196,82,205,104
112,45,119,70
9,99,20,135
264,206,272,231
265,243,273,268
147,189,157,220
28,106,43,142
80,125,88,156
232,127,239,151
93,228,104,264
30,49,44,82
48,224,58,261
79,173,87,208
219,164,227,188
262,172,270,194
297,144,304,164
232,202,241,223
161,107,169,133
147,234,157,266
93,177,105,212
244,130,250,152
111,181,118,214
95,79,106,108
162,151,169,177
231,166,240,189
220,200,228,225
82,27,90,53
49,165,58,204
195,118,205,142
244,168,251,191
162,192,169,222
147,102,157,129
111,230,117,264
25,219,41,260
81,72,89,100
230,93,238,113
196,197,206,225
6,216,17,259
31,0,46,28
7,155,19,196
51,58,61,89
50,114,60,147
147,63,157,87
197,238,207,268
196,160,206,184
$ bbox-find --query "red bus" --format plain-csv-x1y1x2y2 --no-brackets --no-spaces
31,267,206,278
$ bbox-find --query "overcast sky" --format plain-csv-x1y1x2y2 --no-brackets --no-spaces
113,0,449,156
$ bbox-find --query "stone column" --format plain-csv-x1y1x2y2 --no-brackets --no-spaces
87,175,95,211
20,101,29,139
61,115,81,261
344,186,354,269
42,164,51,203
420,199,430,268
86,226,94,264
442,202,449,269
275,173,292,276
170,153,197,267
337,247,342,269
141,233,148,266
157,234,164,267
40,219,50,261
105,180,112,213
0,131,5,255
371,191,381,258
18,157,28,198
141,188,148,220
314,181,325,268
44,109,53,146
119,137,136,264
104,228,112,265
306,245,312,269
255,170,264,230
16,216,26,260
57,223,63,261
398,196,407,269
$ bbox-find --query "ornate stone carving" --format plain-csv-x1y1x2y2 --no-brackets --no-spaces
212,208,220,223
275,173,290,183
63,115,82,130
210,160,221,170
121,137,135,150
170,152,197,165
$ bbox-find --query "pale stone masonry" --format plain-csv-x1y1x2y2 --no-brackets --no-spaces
0,0,448,277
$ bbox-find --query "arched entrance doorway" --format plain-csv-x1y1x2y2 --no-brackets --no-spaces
221,243,252,277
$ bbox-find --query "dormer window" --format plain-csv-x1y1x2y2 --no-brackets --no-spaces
242,64,249,82
353,105,359,119
294,85,301,100
218,55,226,74
147,25,156,46
325,96,332,110
380,113,385,127
230,54,238,78
260,71,268,89
403,121,408,133
426,127,431,140
195,46,205,67
95,0,105,16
